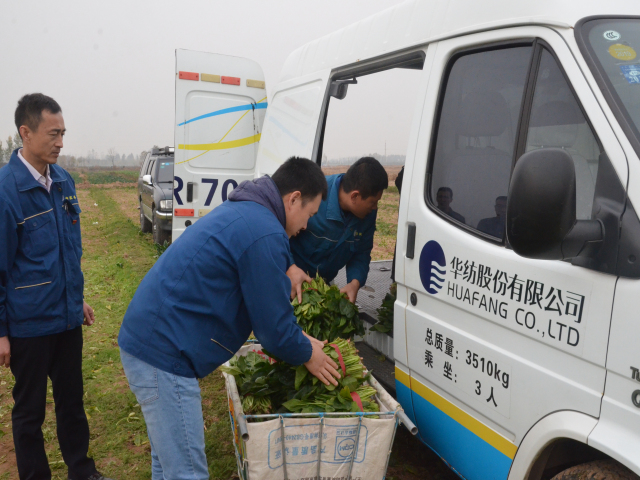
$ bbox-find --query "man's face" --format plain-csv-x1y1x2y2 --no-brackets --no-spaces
350,190,383,219
286,193,322,238
495,198,507,218
22,110,65,166
437,190,452,210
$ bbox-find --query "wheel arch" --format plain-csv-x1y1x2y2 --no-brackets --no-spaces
508,411,602,480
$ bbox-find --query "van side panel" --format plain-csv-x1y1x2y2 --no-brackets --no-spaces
411,379,514,480
589,277,640,474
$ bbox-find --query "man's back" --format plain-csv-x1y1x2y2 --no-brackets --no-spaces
119,197,311,378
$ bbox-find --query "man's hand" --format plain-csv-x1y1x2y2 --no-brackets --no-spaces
304,335,341,386
286,264,312,303
0,336,10,368
83,301,95,326
340,279,360,303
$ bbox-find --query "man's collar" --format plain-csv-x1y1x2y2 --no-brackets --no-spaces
326,174,345,223
18,149,51,184
9,149,65,192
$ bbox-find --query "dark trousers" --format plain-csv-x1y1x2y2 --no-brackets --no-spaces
10,327,96,480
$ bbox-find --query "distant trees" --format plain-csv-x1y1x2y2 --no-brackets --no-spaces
0,132,22,167
0,140,146,170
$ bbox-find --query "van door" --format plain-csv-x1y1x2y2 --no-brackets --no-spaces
173,49,267,240
397,28,627,480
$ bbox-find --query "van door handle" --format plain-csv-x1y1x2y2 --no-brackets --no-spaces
187,182,194,203
406,223,416,259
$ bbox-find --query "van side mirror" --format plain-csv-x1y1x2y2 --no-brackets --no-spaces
329,78,357,100
142,174,152,185
507,148,603,260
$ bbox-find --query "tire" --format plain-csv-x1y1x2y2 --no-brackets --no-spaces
140,201,152,233
551,459,639,480
152,212,171,246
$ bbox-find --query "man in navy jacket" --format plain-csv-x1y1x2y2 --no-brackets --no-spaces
0,94,110,480
288,157,388,303
118,157,340,479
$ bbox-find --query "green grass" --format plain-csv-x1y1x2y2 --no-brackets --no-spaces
69,171,82,184
87,170,139,185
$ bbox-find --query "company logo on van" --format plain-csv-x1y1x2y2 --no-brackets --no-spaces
419,240,446,295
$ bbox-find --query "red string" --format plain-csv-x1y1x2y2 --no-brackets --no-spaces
329,343,346,376
350,392,364,411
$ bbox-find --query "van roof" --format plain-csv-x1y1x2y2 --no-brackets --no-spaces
279,0,639,82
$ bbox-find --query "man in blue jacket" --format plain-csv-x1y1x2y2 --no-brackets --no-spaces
118,157,340,479
0,94,111,480
288,157,388,302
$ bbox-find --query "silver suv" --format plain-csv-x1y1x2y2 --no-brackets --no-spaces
138,147,174,245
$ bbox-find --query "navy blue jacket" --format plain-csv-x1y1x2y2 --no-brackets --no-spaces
118,176,312,379
290,174,377,285
0,150,84,338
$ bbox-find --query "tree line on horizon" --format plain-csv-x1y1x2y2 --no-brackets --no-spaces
0,133,146,170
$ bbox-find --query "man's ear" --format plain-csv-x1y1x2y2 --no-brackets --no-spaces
19,125,29,143
288,190,303,206
349,190,360,202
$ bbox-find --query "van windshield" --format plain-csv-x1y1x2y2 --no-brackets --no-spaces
155,158,174,183
580,18,640,153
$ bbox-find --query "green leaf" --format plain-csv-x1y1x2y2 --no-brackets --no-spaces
340,386,352,400
339,298,351,316
219,365,242,376
295,365,309,390
282,399,306,411
342,376,358,391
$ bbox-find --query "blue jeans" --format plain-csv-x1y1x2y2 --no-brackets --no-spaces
120,349,209,480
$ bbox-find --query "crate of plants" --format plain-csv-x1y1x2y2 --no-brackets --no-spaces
221,277,415,480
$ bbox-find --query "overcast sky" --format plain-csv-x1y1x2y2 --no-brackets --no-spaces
1,0,423,160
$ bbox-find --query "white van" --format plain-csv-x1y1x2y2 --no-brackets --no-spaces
173,1,640,478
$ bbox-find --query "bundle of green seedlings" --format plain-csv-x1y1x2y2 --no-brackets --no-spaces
371,283,396,335
220,339,379,418
292,274,365,342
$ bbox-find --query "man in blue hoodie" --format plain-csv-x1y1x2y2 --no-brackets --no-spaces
118,157,340,479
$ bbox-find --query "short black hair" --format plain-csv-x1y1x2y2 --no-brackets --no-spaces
437,187,453,197
341,157,388,199
15,93,62,139
272,156,328,203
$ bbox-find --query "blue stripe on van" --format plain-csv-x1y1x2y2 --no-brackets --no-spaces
408,387,512,480
178,102,268,126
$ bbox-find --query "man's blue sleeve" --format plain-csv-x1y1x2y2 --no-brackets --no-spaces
0,199,18,337
238,234,313,365
345,214,377,286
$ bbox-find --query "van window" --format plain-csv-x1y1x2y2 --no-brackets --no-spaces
429,46,533,240
524,49,601,220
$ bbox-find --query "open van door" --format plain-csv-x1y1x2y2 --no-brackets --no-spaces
173,49,267,240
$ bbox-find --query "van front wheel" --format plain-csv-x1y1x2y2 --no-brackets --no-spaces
551,460,639,480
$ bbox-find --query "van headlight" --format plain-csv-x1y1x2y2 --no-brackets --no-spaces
159,200,173,211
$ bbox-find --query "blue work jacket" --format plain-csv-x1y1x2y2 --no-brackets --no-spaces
118,177,312,379
0,150,84,338
290,174,377,286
